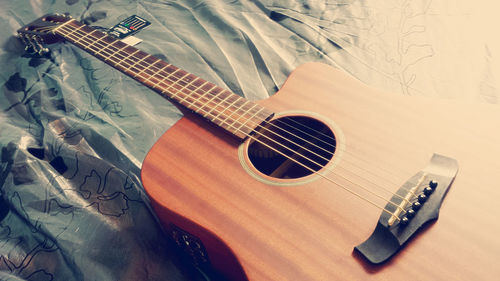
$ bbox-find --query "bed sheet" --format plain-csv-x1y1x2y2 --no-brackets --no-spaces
1,0,499,280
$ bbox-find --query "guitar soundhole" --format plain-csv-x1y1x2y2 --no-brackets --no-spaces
247,115,336,179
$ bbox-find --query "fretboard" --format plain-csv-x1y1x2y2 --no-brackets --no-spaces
52,19,273,140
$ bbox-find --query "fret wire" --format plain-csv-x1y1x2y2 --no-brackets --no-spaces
136,61,164,81
59,23,85,38
151,69,208,105
181,74,198,86
248,103,267,119
147,66,174,87
151,72,218,115
133,57,160,78
160,68,182,97
57,25,269,135
57,26,182,98
115,49,140,67
158,69,196,101
60,24,117,57
56,26,211,107
139,64,164,83
155,73,234,119
176,79,211,99
97,42,128,63
111,53,174,89
235,107,264,131
173,82,228,122
203,90,231,118
157,71,264,133
181,80,212,110
64,29,225,115
163,76,211,111
73,29,97,44
226,103,258,131
179,79,208,102
148,64,171,86
219,99,249,129
123,51,148,71
169,70,189,85
172,73,195,102
51,19,76,33
159,74,216,106
104,43,129,62
83,32,107,50
200,86,225,118
212,95,242,122
65,27,124,62
94,37,120,55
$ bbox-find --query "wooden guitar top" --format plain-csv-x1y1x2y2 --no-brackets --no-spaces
142,63,500,280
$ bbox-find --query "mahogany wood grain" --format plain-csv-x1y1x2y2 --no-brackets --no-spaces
142,62,500,280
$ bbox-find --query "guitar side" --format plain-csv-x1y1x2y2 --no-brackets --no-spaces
142,62,500,280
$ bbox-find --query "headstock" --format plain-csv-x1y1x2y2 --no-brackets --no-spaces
17,13,73,55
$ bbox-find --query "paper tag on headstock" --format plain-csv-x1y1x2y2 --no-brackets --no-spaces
108,15,150,41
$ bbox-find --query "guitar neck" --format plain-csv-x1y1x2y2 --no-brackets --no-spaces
52,19,273,140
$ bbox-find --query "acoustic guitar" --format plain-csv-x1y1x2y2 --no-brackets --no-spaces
18,14,500,280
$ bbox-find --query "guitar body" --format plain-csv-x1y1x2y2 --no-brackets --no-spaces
142,63,500,280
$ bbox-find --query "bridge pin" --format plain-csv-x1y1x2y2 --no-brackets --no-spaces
429,180,438,189
406,209,416,218
424,186,434,196
412,201,422,211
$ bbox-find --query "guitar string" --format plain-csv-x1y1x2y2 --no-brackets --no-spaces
48,19,357,158
270,117,410,188
53,24,426,219
252,117,413,197
51,25,346,162
54,24,434,219
54,24,421,207
54,23,416,190
273,116,412,189
53,22,417,188
46,19,420,183
51,25,416,200
53,24,420,210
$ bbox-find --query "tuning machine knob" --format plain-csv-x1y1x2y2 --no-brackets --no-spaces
22,34,49,55
17,33,36,53
39,47,50,55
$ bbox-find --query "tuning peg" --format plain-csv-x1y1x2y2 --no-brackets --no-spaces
31,34,48,55
19,34,42,54
30,35,40,53
18,33,29,45
38,47,49,55
19,33,36,53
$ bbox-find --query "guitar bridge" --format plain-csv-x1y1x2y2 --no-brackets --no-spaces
355,154,458,264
